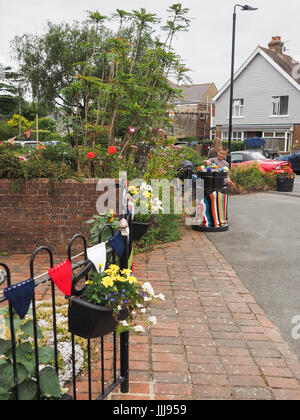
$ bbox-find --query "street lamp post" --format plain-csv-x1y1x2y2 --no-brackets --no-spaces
228,4,258,167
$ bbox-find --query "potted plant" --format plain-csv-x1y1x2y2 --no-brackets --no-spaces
276,169,295,192
128,182,164,241
68,264,164,339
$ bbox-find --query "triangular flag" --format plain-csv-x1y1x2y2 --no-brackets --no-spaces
48,260,72,296
87,243,107,273
23,129,32,139
4,278,35,319
7,137,16,145
108,230,124,259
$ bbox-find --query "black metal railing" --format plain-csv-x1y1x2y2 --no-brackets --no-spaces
0,215,132,401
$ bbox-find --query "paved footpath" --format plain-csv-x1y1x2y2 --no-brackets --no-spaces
1,228,300,400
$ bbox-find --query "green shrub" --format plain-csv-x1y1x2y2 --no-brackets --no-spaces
0,120,15,141
29,117,56,132
230,163,276,194
134,214,185,253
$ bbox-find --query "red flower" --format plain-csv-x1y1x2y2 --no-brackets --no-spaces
87,151,95,159
108,146,117,155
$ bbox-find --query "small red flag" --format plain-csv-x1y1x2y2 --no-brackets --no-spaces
48,260,72,296
23,129,33,139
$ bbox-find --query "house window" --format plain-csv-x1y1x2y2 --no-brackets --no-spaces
232,99,244,117
222,132,243,141
272,96,289,116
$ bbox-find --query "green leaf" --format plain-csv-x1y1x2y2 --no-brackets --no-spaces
18,379,37,400
0,388,11,400
38,347,55,364
16,363,28,385
39,367,61,399
0,338,12,355
0,362,14,390
21,320,44,339
85,219,95,224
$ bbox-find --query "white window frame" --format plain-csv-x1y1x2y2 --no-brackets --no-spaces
222,131,244,142
271,96,289,117
232,99,244,118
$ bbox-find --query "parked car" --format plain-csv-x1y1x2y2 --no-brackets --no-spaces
274,151,300,173
14,140,62,148
229,150,292,174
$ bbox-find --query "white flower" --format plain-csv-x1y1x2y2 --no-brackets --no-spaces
155,293,165,301
148,316,157,324
140,308,147,313
133,325,145,333
140,182,152,192
117,305,122,311
143,296,152,302
142,282,155,297
120,320,129,327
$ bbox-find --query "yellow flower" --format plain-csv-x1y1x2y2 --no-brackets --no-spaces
85,280,93,285
101,277,114,288
109,209,114,223
98,263,104,270
121,268,132,277
128,276,138,284
143,191,151,199
109,264,120,273
115,274,127,282
128,186,138,195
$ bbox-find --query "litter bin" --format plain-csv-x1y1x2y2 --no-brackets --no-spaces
192,170,229,232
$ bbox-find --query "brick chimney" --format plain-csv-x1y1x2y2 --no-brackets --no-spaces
268,36,284,54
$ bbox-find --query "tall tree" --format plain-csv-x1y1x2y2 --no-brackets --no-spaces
12,4,191,153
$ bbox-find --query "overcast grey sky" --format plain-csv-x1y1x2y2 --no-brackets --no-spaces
1,0,300,90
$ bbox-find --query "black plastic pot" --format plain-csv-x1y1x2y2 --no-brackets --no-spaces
276,175,294,192
68,297,129,339
131,221,151,241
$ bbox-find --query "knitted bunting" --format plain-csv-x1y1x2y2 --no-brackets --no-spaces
87,243,107,273
4,278,35,319
48,260,72,296
108,230,125,259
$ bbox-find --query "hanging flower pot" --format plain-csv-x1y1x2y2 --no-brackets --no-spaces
67,264,160,338
68,297,129,339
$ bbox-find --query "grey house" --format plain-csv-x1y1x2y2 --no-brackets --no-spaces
213,37,300,152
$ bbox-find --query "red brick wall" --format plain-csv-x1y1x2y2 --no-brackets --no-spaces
293,124,300,149
0,178,120,255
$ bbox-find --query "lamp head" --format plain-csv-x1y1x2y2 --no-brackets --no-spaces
241,4,258,11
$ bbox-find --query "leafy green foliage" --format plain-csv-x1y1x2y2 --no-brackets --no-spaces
85,213,120,244
230,163,276,194
12,5,191,153
0,318,61,400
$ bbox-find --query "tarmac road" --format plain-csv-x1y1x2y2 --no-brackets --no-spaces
205,177,300,360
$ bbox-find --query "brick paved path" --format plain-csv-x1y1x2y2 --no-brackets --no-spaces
1,228,300,400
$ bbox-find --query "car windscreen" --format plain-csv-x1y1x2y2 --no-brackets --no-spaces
250,152,266,160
